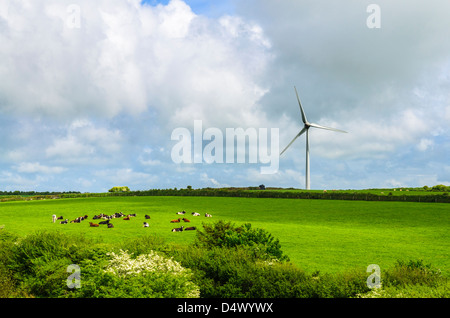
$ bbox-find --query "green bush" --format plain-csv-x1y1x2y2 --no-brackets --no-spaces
356,259,449,298
172,245,370,298
119,234,168,257
67,249,199,298
383,259,445,287
4,231,90,275
0,264,17,298
0,231,102,297
195,220,289,261
21,257,72,297
358,282,450,298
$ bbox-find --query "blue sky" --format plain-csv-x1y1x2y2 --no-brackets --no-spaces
142,0,235,17
0,0,449,192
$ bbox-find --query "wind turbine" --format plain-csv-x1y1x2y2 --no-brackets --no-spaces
280,87,347,190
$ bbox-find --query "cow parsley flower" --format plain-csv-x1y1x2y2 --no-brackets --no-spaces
104,249,200,298
105,249,187,277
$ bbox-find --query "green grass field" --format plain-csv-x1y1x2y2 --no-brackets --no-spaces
0,195,448,275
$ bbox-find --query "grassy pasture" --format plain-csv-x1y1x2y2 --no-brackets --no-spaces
0,195,448,275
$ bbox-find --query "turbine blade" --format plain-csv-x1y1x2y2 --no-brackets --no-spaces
280,127,307,156
294,86,308,124
309,123,347,133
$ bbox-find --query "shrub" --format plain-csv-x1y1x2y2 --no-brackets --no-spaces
0,231,107,297
195,220,289,261
358,282,450,298
101,249,199,298
173,244,374,298
383,259,444,287
310,270,370,298
62,248,200,298
173,245,305,298
119,234,168,257
356,259,449,298
20,257,72,297
0,264,17,298
5,231,66,276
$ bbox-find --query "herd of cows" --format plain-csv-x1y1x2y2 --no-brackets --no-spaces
52,210,212,232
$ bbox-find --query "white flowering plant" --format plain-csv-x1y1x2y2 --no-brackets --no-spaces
105,249,186,277
103,249,200,298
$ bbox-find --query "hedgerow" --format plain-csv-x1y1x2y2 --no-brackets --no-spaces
0,225,447,298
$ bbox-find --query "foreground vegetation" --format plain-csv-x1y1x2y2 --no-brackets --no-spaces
0,226,448,298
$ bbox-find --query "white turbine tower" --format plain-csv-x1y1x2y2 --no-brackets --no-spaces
280,87,347,190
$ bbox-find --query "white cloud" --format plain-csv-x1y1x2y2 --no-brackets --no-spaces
94,168,158,188
0,0,272,131
138,148,162,166
0,171,48,191
416,139,434,152
200,172,227,187
14,162,66,174
46,135,95,160
45,119,123,163
1,0,449,191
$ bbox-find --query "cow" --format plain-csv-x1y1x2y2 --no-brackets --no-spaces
191,212,200,216
89,222,99,227
71,216,86,223
57,216,64,220
107,223,114,228
171,218,181,223
205,213,212,217
123,216,130,221
99,220,110,225
60,219,68,224
172,226,184,232
143,222,149,228
177,211,186,215
184,227,197,231
182,218,190,223
145,215,151,219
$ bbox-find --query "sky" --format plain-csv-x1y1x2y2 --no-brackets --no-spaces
0,0,449,192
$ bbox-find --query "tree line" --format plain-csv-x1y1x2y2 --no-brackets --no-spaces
59,187,450,203
1,187,449,203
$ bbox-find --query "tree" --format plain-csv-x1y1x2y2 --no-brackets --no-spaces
431,184,450,192
108,186,130,193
